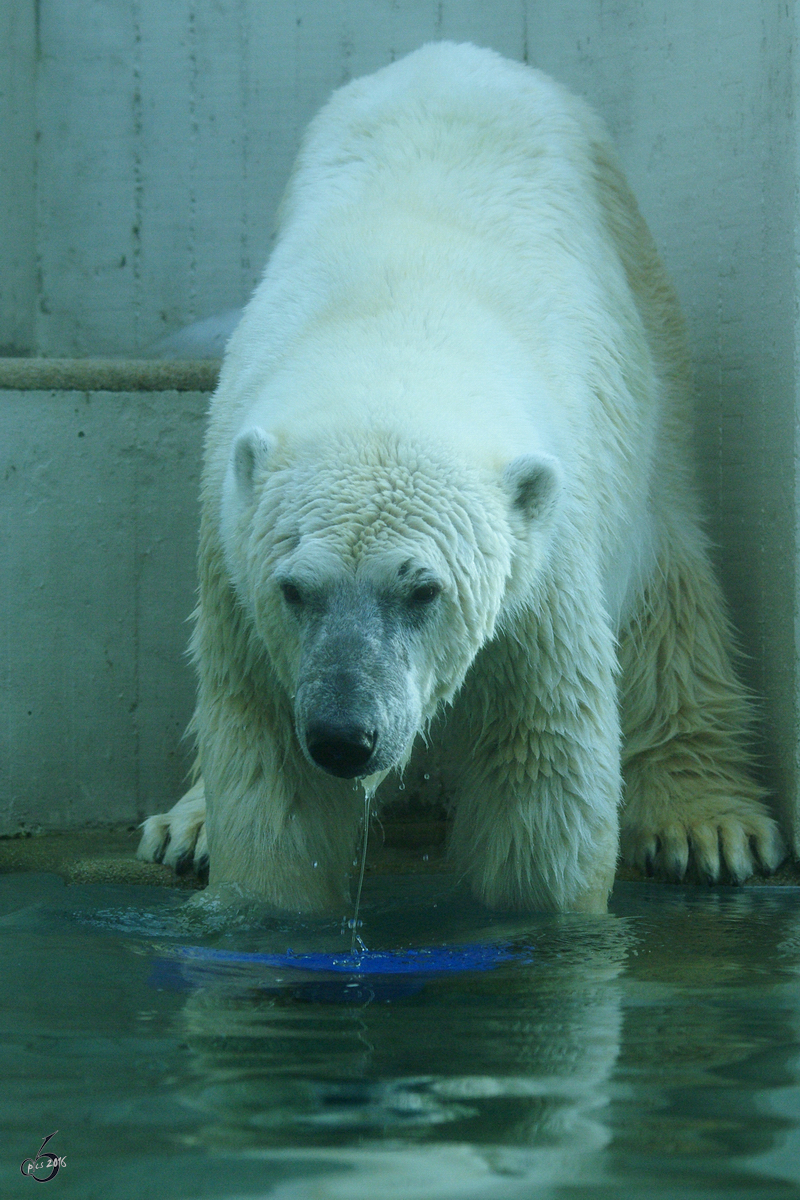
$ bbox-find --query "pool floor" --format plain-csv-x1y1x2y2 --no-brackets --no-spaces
2,868,800,1199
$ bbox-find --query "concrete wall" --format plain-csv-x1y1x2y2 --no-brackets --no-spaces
1,1,798,849
0,373,209,833
0,0,36,354
22,0,529,357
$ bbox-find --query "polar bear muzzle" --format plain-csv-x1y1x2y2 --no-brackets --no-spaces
305,718,378,778
290,580,424,780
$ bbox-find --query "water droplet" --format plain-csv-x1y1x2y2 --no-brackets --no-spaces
350,789,371,956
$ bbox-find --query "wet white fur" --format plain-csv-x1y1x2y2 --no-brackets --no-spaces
139,43,783,912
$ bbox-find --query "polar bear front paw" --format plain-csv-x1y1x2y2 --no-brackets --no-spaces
621,800,786,885
137,779,208,883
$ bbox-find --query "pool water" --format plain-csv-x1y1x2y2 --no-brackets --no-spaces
2,870,800,1199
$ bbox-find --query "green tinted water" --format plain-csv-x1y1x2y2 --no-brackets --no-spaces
2,871,799,1199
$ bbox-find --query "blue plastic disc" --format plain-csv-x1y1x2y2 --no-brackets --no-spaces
150,942,533,1003
170,942,528,974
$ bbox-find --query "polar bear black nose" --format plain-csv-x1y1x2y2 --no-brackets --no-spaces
306,721,378,778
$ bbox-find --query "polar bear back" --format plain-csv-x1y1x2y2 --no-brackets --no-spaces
212,42,692,628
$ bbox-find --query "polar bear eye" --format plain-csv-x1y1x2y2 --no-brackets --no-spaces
407,581,442,608
280,581,304,608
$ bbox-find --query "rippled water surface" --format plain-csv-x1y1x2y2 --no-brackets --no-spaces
2,871,800,1199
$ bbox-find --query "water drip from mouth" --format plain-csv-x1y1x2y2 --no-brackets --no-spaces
348,780,378,957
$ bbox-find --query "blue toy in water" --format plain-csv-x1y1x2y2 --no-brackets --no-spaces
173,942,524,972
151,942,532,1003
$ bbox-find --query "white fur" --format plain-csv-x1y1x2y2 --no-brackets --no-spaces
138,44,784,912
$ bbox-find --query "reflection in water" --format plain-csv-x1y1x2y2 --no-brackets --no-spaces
172,882,800,1195
0,874,799,1198
175,880,629,1192
609,887,800,1195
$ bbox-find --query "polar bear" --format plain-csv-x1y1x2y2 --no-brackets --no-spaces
138,42,784,913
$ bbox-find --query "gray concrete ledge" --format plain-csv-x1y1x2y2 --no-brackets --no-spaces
0,357,221,392
0,824,450,888
1,825,798,890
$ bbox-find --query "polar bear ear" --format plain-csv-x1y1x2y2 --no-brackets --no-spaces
503,454,562,522
230,426,277,501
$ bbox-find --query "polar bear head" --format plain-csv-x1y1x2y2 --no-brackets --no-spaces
220,425,560,779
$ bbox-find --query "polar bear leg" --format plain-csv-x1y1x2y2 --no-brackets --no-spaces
619,531,786,883
137,778,209,881
447,566,622,914
203,771,364,913
137,768,361,911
